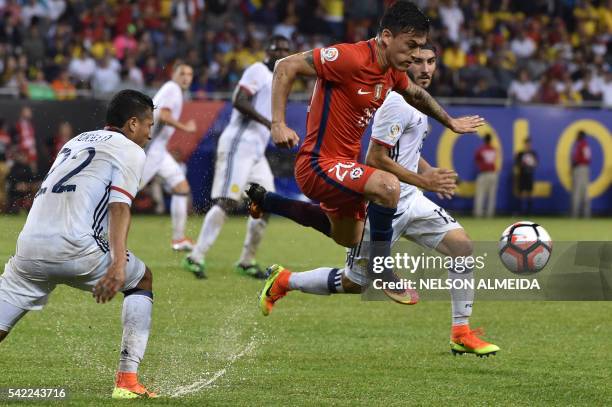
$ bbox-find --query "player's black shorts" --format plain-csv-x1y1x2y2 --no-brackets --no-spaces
518,174,534,192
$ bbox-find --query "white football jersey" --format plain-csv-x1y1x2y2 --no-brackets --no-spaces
149,80,184,153
17,129,146,261
370,91,429,214
226,61,273,155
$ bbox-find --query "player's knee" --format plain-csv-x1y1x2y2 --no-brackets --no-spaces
214,198,237,213
172,181,190,195
450,232,474,257
371,172,400,207
0,330,8,343
136,267,153,291
331,233,361,249
341,274,363,294
332,234,360,248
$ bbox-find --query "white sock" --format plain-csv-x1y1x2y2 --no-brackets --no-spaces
289,267,344,295
238,216,268,265
190,205,226,263
171,195,189,241
118,291,153,373
449,267,474,326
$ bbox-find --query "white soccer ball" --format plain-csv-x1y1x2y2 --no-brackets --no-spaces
498,221,552,274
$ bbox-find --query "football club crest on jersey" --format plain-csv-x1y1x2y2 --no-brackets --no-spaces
389,123,401,139
350,167,364,180
374,84,383,100
322,47,339,62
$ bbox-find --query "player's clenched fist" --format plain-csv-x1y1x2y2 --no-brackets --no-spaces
271,122,300,148
449,115,486,134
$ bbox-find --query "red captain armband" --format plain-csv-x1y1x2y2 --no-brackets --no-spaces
110,186,134,201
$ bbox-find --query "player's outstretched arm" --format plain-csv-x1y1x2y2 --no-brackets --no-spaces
366,142,456,195
158,108,197,133
398,85,485,134
93,202,131,304
233,87,271,129
271,51,317,148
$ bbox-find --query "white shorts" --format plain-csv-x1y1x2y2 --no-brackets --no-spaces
210,132,274,201
345,192,462,286
0,249,146,312
140,149,186,190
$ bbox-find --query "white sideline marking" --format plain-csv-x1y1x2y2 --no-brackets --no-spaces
169,333,258,397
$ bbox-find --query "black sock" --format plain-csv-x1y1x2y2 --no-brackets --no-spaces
262,192,331,236
367,202,396,283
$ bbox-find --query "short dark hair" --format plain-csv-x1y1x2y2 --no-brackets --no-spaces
420,42,437,55
106,90,153,128
484,133,492,143
267,35,290,50
379,0,429,36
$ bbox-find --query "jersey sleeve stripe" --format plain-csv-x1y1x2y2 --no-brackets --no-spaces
371,138,394,148
110,186,134,200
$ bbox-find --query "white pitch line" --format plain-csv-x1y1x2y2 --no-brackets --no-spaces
169,333,258,398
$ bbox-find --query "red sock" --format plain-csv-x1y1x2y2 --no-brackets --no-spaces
451,324,470,338
275,270,291,293
116,372,138,387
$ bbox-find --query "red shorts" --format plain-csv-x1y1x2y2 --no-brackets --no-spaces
294,153,376,220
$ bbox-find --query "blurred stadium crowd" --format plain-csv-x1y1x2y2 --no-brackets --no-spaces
0,0,611,105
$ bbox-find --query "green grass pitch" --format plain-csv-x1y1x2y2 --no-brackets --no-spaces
1,214,611,406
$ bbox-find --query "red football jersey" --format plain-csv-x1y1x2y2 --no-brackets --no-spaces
300,39,411,160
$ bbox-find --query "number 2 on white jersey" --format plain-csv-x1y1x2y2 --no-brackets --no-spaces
36,147,96,197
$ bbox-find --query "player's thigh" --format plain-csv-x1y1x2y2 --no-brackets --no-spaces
247,157,275,193
0,257,55,313
0,299,28,337
62,250,146,294
401,194,466,253
329,216,364,247
157,152,187,193
211,146,256,201
436,228,473,258
139,149,165,190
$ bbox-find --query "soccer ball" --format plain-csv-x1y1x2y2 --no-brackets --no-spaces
498,221,552,274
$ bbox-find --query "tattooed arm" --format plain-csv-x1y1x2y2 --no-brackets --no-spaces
272,50,317,126
270,50,318,148
397,85,485,134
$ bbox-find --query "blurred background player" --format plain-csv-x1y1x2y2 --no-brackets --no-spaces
259,45,499,357
514,137,538,215
571,130,592,218
182,36,291,279
247,1,483,300
140,63,197,251
473,133,499,218
0,90,157,399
